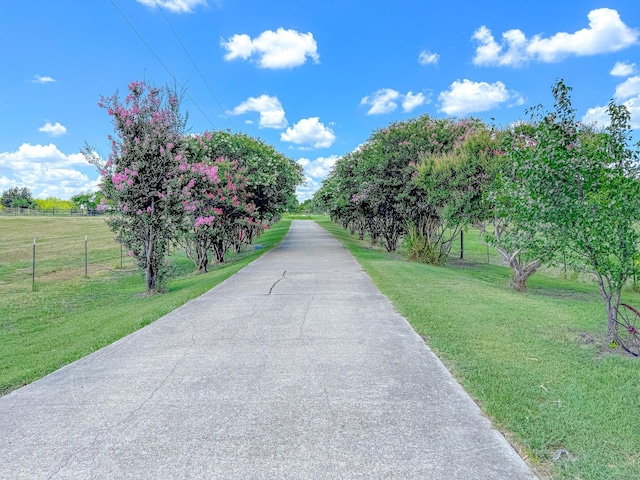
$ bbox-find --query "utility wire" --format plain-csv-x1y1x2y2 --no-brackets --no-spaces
153,0,235,130
110,0,218,129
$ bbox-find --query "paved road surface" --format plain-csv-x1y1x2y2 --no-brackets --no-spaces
0,220,537,479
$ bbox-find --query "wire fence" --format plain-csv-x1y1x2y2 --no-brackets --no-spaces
0,207,104,217
0,231,135,292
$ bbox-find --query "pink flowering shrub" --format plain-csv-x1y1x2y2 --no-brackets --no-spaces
84,80,186,293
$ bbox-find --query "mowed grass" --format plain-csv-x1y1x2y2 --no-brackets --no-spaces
317,218,640,480
0,215,135,288
0,216,291,396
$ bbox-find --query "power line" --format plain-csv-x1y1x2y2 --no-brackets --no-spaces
153,0,235,130
109,0,218,130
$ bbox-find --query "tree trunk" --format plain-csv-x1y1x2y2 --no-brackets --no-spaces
212,240,227,264
144,232,157,294
505,256,541,292
370,232,378,247
595,274,621,342
195,243,208,273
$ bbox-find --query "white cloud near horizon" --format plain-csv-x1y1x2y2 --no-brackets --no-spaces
297,155,338,179
361,88,429,115
614,75,640,100
418,50,439,65
473,8,639,67
281,118,335,148
38,121,67,137
582,75,640,129
295,155,340,201
296,175,321,202
611,61,636,77
221,28,319,69
438,79,524,115
136,0,207,13
227,95,288,129
0,144,99,199
31,75,55,84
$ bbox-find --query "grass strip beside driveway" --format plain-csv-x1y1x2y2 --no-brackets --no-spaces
317,218,640,480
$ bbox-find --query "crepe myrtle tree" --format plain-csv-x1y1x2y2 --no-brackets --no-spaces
173,133,264,271
184,130,303,224
322,115,484,253
84,80,186,294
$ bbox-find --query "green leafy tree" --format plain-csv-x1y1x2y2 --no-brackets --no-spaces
413,128,495,264
71,191,99,210
322,115,484,254
35,197,76,210
1,187,36,209
499,79,640,340
471,125,549,291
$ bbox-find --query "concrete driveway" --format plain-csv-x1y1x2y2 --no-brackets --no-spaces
0,220,537,479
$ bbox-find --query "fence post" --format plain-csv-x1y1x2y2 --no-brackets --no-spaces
32,238,36,291
486,244,490,264
460,230,464,259
85,235,88,277
120,243,123,269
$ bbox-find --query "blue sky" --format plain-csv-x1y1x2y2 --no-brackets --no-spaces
1,1,639,201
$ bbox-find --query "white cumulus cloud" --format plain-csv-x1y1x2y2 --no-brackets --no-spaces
473,8,639,67
402,92,428,112
221,28,319,69
136,0,207,13
295,155,340,200
361,89,429,115
438,79,523,116
583,75,640,129
418,50,439,65
296,175,321,202
298,155,339,178
31,75,55,84
611,61,636,77
0,144,99,199
38,121,67,137
227,95,287,129
361,89,400,115
615,75,640,100
281,118,335,148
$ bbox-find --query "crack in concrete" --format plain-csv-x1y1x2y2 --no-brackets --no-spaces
268,270,286,295
48,320,198,477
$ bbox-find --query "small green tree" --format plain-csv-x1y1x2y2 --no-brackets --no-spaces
71,191,99,210
1,187,36,209
474,124,549,291
501,79,640,341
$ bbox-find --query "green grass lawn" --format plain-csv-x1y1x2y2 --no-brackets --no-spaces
317,218,640,480
0,217,291,396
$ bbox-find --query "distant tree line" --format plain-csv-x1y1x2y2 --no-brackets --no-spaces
0,187,102,211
